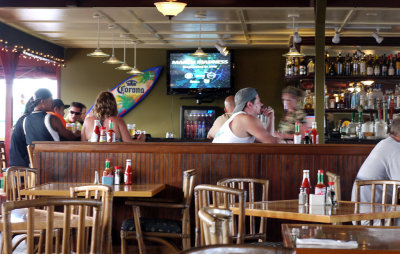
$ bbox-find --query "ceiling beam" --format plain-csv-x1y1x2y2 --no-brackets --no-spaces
127,10,167,44
236,10,250,44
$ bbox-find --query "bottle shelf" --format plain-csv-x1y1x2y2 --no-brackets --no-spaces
304,108,400,115
285,74,400,82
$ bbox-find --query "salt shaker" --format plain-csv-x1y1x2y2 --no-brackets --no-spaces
298,188,307,205
94,170,100,184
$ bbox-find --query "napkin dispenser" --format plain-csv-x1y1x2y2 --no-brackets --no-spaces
309,194,325,206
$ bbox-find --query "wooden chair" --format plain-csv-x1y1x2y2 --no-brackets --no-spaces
217,178,268,242
354,180,400,226
0,142,6,170
326,171,341,201
5,166,37,201
2,197,103,254
27,145,35,168
194,184,246,247
179,244,295,254
70,184,113,254
121,169,197,254
198,207,232,245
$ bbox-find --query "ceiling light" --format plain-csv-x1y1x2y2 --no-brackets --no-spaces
116,39,132,71
127,41,143,75
332,29,341,44
103,25,123,64
154,0,187,19
372,29,384,44
87,14,109,58
283,14,304,58
293,30,302,44
191,12,208,58
215,42,229,56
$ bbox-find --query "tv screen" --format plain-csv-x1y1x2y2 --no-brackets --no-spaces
167,50,233,95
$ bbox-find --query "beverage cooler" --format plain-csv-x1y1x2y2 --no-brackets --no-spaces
180,106,222,140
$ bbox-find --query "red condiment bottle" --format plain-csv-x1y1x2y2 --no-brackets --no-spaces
301,169,311,195
107,120,116,142
124,159,132,185
310,122,319,144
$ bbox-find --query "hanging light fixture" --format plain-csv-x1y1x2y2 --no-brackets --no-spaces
215,42,229,56
116,38,132,71
87,14,110,58
154,0,187,19
282,14,305,58
127,41,144,75
192,12,208,57
372,29,384,44
332,28,341,44
103,25,123,64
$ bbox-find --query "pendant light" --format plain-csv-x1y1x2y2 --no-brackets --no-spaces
282,14,304,58
87,14,110,58
116,38,132,71
103,25,123,64
127,41,144,75
154,0,187,19
191,12,208,57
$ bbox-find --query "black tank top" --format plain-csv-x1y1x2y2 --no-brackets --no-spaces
24,111,59,145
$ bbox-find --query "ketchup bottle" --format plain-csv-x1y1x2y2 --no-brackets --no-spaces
124,159,132,185
90,119,100,142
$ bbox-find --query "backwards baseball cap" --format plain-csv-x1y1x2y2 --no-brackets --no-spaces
232,87,258,114
53,99,70,109
33,88,52,101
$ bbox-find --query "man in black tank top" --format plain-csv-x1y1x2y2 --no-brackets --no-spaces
23,89,79,146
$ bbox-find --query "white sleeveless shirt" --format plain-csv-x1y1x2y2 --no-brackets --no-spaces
212,111,256,143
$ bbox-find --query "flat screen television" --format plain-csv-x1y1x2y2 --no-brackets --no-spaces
167,50,233,96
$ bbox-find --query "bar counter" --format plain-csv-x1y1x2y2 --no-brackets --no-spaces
32,141,374,241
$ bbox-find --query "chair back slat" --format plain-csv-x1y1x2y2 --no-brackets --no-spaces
2,198,102,254
0,142,7,169
217,178,269,242
6,166,37,201
354,180,400,226
198,207,233,245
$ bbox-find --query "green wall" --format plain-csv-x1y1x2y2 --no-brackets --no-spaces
61,48,286,138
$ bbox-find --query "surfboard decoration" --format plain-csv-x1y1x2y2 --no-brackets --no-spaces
88,66,162,117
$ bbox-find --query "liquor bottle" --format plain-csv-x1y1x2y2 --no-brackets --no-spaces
107,120,116,142
285,59,292,76
396,85,400,109
396,53,400,76
124,159,133,185
310,122,319,144
366,55,374,76
352,54,359,76
293,122,302,144
344,54,351,76
299,58,307,76
193,121,198,138
388,55,395,76
186,121,190,138
329,92,336,109
314,170,326,195
293,58,299,76
325,54,330,75
374,55,381,76
336,53,343,75
381,54,388,76
303,90,313,110
99,127,107,142
90,119,101,142
190,121,194,138
359,55,366,76
301,169,311,195
329,61,336,76
307,59,315,74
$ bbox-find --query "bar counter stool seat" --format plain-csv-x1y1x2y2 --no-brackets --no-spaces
120,169,197,254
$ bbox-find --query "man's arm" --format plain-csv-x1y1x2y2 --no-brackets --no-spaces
242,115,280,143
207,115,225,139
50,115,79,141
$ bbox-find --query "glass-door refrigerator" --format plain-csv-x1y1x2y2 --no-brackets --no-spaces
180,106,222,140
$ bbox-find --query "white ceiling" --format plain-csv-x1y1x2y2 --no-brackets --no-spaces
0,7,399,49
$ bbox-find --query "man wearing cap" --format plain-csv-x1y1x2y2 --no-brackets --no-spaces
48,99,69,127
207,95,235,139
23,88,79,144
213,87,280,143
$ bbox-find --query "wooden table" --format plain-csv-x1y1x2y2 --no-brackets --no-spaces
20,182,165,197
282,224,400,254
230,200,400,223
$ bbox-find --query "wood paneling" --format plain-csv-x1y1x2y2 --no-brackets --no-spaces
33,141,373,242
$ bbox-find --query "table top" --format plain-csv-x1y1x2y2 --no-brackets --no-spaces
282,224,400,254
1,208,93,231
231,200,400,223
20,183,166,198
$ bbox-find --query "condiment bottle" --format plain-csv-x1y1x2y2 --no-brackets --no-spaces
314,170,326,195
328,182,337,206
298,188,307,205
99,127,107,142
301,169,311,195
107,120,116,142
310,122,319,144
90,119,101,142
124,159,132,185
114,166,121,185
103,159,112,176
293,122,302,144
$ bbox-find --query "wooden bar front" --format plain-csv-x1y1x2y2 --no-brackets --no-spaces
32,142,374,242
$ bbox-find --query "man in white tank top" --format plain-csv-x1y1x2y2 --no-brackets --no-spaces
213,87,281,143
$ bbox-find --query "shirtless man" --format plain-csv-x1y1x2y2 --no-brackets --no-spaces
207,95,235,139
213,87,281,143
